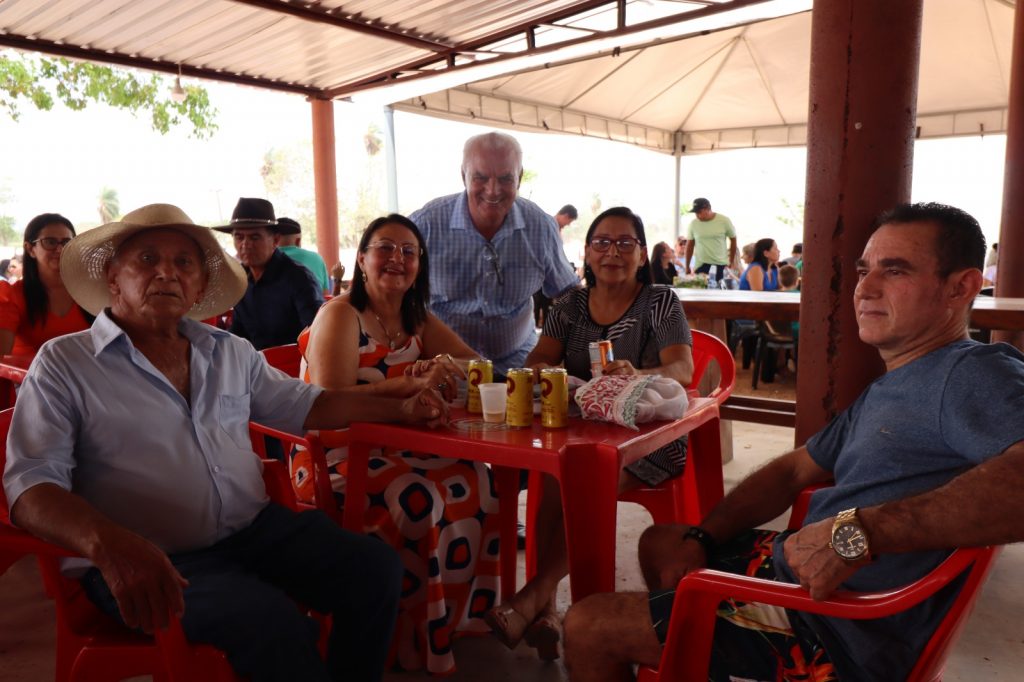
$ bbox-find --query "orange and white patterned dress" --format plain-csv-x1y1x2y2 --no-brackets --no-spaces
291,321,501,675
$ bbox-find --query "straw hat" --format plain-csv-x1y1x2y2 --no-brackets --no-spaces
60,203,248,320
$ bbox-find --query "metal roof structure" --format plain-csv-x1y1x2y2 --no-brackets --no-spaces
0,0,1015,154
392,0,1017,153
0,0,797,100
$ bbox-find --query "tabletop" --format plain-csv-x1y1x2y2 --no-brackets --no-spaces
345,397,723,601
674,288,1024,330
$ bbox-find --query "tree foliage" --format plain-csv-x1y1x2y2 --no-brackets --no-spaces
0,52,218,138
98,187,120,224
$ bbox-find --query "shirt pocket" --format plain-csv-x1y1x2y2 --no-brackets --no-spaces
218,394,253,450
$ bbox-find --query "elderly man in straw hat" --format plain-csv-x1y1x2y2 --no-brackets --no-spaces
3,204,448,682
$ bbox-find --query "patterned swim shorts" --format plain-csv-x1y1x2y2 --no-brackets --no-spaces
648,529,837,682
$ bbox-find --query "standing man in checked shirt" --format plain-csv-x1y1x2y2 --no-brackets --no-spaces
409,132,579,377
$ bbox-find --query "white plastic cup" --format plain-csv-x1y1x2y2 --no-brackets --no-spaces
478,383,508,423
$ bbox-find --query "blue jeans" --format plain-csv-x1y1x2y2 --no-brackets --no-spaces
82,503,402,682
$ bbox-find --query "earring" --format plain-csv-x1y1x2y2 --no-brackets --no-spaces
361,271,368,283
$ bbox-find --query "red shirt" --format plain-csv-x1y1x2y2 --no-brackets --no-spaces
0,280,90,355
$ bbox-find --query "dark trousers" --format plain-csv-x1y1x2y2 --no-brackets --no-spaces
82,503,403,682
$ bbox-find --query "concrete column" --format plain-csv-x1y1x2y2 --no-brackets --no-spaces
311,98,340,270
993,2,1024,348
796,0,924,444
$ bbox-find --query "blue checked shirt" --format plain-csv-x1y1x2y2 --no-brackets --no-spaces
410,193,578,374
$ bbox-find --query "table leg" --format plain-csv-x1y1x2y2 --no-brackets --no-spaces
491,465,521,600
683,416,725,523
560,443,620,602
342,440,371,533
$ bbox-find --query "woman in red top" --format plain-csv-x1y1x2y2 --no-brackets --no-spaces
0,213,91,356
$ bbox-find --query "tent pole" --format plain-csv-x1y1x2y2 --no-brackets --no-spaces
384,105,400,213
993,0,1024,349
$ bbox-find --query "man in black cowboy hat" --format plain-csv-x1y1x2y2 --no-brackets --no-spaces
216,198,323,350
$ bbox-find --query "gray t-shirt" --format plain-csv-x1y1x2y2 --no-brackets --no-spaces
773,339,1024,681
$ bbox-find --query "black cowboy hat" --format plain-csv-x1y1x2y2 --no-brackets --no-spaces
213,198,279,233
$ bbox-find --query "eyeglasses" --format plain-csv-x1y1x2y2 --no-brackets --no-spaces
482,242,504,285
366,241,420,260
31,237,73,251
589,237,640,253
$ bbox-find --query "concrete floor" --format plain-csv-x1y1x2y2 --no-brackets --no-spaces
2,416,1022,680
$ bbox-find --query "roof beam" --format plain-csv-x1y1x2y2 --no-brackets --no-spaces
0,33,321,97
225,0,451,52
323,0,613,98
323,0,781,99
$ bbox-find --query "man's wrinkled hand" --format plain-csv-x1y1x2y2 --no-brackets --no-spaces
400,388,449,428
89,526,188,634
783,518,865,601
604,359,639,376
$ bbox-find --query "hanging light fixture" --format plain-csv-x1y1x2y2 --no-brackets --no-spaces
171,64,186,103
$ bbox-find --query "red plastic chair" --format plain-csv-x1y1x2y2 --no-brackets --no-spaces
524,330,735,577
0,407,305,681
248,421,340,524
638,544,1000,682
260,343,302,378
617,329,736,525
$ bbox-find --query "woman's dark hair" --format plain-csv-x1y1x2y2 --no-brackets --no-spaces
751,238,776,271
0,260,10,279
651,242,670,266
583,206,653,287
23,213,76,327
349,214,430,335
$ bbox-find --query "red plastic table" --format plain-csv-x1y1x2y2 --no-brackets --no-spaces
344,397,723,602
0,355,32,409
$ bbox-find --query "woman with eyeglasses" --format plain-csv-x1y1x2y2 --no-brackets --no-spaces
0,213,92,355
485,206,694,660
295,214,497,675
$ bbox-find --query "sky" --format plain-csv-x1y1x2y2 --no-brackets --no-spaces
0,75,1009,266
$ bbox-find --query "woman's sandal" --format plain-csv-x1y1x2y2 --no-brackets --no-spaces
483,603,530,650
524,612,562,661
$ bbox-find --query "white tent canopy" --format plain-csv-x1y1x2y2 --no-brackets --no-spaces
393,0,1015,154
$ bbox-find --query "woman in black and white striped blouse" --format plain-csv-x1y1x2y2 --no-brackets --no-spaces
484,206,694,660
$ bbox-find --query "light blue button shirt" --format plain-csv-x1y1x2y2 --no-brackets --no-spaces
3,311,322,556
410,193,578,374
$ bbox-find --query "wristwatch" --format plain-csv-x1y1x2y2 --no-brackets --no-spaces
682,526,716,555
829,508,870,561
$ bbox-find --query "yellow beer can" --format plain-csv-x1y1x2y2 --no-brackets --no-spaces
540,368,569,428
466,359,493,414
505,368,534,428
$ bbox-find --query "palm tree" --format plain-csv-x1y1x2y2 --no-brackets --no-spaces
98,187,120,224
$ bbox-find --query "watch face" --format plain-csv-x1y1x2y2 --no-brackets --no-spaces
832,523,868,560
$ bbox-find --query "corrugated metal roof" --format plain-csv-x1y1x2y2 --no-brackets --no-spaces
1,0,745,97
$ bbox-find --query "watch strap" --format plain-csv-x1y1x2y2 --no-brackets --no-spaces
682,526,716,554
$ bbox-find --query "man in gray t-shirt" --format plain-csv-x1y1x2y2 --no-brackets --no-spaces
562,203,1024,682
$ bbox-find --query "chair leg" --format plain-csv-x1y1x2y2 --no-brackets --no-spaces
752,338,762,390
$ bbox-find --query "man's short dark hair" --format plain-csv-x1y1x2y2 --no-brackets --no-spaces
792,243,803,254
873,202,986,277
558,204,578,220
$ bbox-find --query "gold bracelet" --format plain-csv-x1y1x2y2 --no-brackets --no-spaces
434,353,454,364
